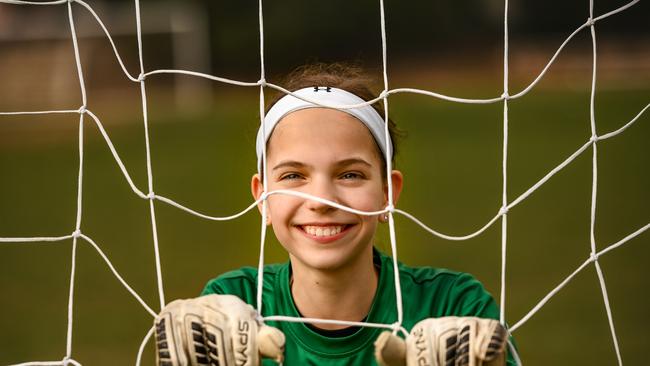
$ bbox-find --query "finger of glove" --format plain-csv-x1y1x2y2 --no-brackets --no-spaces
186,302,256,366
406,317,461,366
155,311,185,366
454,319,474,366
455,318,507,366
472,319,507,363
258,324,286,363
374,331,406,366
224,316,258,366
195,294,261,366
156,298,200,366
482,351,505,366
173,300,229,366
183,315,218,366
160,316,221,366
197,294,257,319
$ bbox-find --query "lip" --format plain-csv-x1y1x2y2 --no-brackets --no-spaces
294,223,355,244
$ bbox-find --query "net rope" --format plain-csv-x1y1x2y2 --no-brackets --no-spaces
0,0,648,365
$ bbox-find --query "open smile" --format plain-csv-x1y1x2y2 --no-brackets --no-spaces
295,224,355,243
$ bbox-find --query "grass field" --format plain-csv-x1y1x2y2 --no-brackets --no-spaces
0,87,648,365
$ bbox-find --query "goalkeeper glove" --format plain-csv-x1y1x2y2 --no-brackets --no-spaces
154,294,285,366
374,317,507,366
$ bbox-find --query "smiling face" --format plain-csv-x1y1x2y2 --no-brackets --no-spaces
251,108,403,273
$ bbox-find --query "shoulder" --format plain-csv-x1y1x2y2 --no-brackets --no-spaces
397,260,478,300
380,252,499,319
200,263,285,299
382,249,467,291
397,260,463,286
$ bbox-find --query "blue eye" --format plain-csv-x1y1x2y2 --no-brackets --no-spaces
281,173,302,180
341,172,362,179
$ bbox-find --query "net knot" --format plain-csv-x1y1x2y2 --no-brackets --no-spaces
77,105,87,114
385,204,395,213
499,206,509,216
258,78,267,87
71,229,81,238
590,134,599,144
137,73,146,82
146,192,155,200
379,90,389,100
390,321,402,333
586,17,595,27
260,191,269,201
501,92,511,101
589,252,599,262
61,356,71,366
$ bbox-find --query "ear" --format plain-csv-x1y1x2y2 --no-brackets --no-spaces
251,173,271,225
384,170,404,208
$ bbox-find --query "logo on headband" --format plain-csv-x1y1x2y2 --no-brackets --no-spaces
313,86,332,92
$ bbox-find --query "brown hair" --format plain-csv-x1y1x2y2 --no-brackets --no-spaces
266,62,401,172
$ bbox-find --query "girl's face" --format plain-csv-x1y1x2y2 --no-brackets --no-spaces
251,108,403,272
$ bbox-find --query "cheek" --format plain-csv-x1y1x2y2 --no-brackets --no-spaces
342,186,386,211
267,195,301,221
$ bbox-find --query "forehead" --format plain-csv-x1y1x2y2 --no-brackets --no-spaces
267,108,382,162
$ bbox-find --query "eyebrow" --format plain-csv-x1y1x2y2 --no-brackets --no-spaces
335,158,373,168
272,157,373,171
272,160,308,171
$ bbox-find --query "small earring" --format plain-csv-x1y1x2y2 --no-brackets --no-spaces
382,214,389,222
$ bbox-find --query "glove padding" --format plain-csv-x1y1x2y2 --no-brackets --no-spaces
154,294,285,366
375,317,507,366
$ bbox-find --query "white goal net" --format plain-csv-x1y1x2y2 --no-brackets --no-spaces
0,0,648,365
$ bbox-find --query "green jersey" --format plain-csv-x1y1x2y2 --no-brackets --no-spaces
202,249,516,365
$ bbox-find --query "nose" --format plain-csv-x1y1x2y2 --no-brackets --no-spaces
305,176,338,214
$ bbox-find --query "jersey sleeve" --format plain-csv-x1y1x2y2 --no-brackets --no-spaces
201,278,226,295
199,268,259,305
446,272,501,318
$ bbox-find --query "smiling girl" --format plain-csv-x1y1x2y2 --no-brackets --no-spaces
154,63,515,366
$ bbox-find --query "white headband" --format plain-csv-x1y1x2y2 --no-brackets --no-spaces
256,86,392,174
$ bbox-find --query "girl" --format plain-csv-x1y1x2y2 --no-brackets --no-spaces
154,63,515,366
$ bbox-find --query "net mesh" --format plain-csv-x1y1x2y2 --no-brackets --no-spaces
0,0,648,365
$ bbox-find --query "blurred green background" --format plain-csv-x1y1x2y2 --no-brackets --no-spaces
1,0,649,365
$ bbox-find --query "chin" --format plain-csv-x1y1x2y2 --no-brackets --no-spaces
289,245,369,273
290,252,341,271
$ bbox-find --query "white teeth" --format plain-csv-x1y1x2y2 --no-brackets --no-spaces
302,225,345,237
